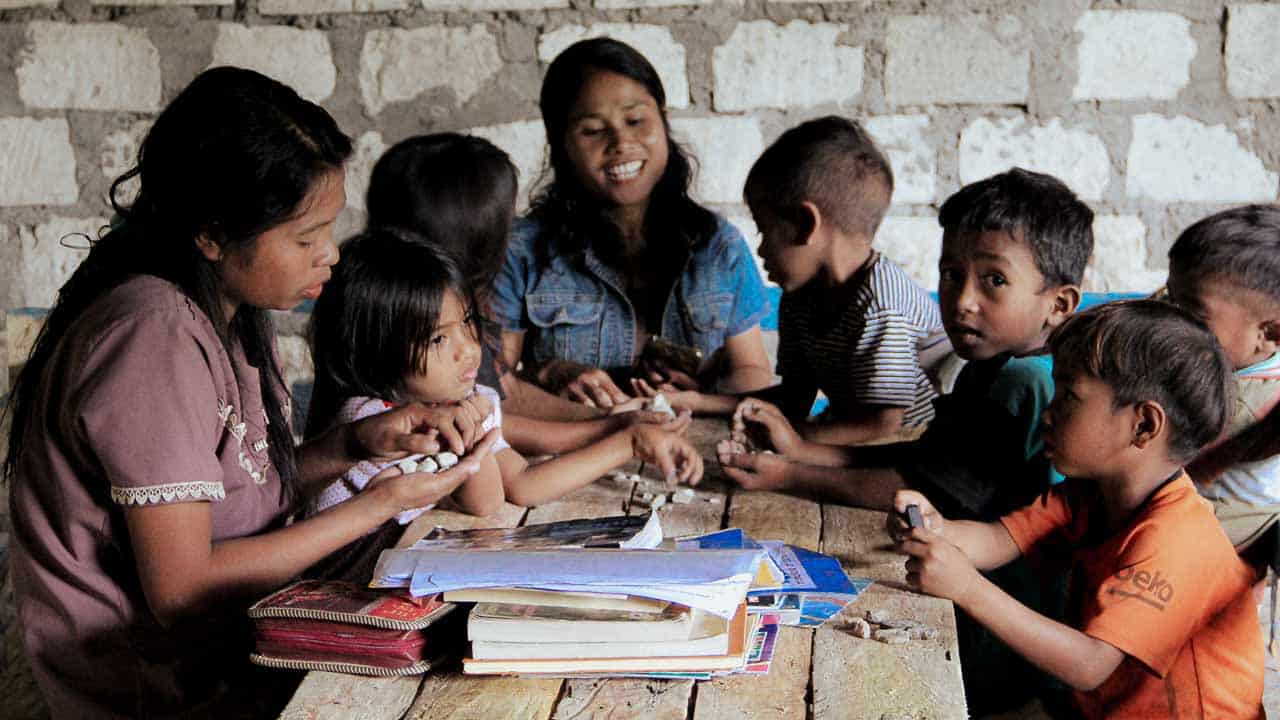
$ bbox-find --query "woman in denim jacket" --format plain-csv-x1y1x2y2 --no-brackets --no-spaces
492,38,774,408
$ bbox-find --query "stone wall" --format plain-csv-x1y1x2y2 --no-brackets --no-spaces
2,0,1280,391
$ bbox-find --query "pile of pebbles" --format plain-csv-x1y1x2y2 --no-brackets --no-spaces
846,609,938,644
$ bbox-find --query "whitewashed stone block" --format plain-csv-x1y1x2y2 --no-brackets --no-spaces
712,21,863,112
276,334,315,395
865,115,934,205
539,25,689,109
17,22,162,112
595,0,739,6
19,217,106,307
360,26,502,116
210,25,336,104
959,117,1110,201
423,0,566,8
0,118,78,207
875,216,941,291
1084,215,1164,293
1227,3,1280,99
670,117,764,205
468,120,548,211
344,131,388,214
885,15,1028,106
89,0,231,4
100,120,151,208
261,0,407,12
1126,114,1278,203
1072,11,1195,101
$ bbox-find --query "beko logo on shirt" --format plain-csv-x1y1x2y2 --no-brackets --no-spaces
1106,567,1174,610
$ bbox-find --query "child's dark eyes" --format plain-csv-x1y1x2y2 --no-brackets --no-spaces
983,273,1008,288
430,333,448,347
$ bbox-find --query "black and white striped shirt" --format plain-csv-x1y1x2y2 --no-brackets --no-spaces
778,254,942,427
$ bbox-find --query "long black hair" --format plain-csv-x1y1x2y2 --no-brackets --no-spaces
305,227,481,439
529,37,717,268
3,66,352,505
366,133,518,296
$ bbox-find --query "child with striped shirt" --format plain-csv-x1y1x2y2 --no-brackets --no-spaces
639,116,945,447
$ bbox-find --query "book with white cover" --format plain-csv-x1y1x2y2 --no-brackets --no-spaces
443,588,669,614
468,602,693,644
462,605,750,676
470,609,729,659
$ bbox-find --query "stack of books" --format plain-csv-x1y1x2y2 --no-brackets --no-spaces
368,515,869,679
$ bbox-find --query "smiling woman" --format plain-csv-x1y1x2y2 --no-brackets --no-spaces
490,38,774,409
2,67,497,718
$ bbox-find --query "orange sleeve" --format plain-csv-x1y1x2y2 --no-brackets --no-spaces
1078,518,1236,677
999,482,1077,558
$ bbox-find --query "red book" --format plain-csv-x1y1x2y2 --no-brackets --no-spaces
247,579,461,676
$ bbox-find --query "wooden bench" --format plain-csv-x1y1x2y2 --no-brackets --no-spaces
280,418,968,720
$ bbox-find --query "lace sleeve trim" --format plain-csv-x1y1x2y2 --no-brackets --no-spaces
110,481,227,506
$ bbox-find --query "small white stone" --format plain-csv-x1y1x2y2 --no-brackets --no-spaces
397,459,418,474
419,457,439,473
648,393,676,418
435,452,458,469
650,494,667,510
865,609,890,624
873,628,910,644
849,617,873,639
639,492,655,502
908,625,938,641
707,497,722,505
672,487,695,504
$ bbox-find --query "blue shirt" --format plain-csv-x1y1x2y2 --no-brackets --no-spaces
491,215,770,373
900,352,1063,520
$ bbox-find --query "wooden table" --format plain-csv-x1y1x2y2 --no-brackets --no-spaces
279,420,968,720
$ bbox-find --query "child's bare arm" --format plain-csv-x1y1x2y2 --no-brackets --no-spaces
500,372,606,421
902,528,1124,691
718,448,906,510
501,412,673,456
499,417,702,507
449,452,507,517
800,405,906,447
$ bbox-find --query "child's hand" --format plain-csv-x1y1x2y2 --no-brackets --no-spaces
631,420,703,486
716,444,796,492
899,527,981,606
629,378,701,414
394,396,492,455
732,399,804,456
369,428,499,513
887,489,945,540
545,362,631,409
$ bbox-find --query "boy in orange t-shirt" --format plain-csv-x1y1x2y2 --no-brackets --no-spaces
894,300,1264,718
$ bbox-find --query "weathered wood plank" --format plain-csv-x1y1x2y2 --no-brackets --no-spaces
819,504,906,587
812,586,966,720
397,503,527,548
278,673,422,720
690,626,811,720
404,674,561,720
726,491,821,551
551,678,693,720
815,505,967,719
685,418,734,491
628,475,725,539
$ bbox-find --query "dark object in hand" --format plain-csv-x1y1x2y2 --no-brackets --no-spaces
904,504,924,530
641,336,703,378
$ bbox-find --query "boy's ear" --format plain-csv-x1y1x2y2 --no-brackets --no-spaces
1044,285,1082,330
797,201,823,246
1131,399,1166,450
194,232,222,263
1260,318,1280,347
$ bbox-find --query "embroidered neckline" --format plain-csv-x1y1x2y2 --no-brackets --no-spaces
111,481,226,506
218,401,271,485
